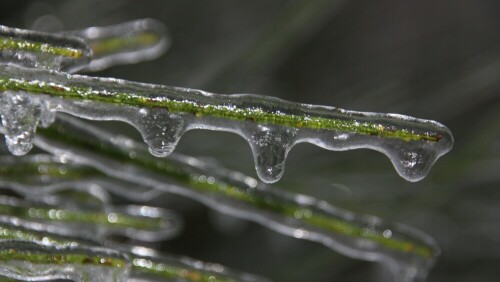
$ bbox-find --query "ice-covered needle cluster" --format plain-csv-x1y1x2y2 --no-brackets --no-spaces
0,19,453,281
27,115,438,282
0,20,269,282
0,34,453,183
0,184,266,282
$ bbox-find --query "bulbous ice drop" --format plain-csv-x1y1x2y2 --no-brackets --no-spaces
0,240,130,282
0,64,453,182
34,116,440,281
136,108,185,157
67,18,170,71
0,91,53,156
246,125,297,183
0,25,92,72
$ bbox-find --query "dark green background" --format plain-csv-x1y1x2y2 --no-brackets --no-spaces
1,1,500,281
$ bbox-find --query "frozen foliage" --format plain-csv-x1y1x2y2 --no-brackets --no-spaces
0,240,130,282
30,115,439,281
0,19,456,281
0,25,92,72
0,216,268,282
0,64,452,183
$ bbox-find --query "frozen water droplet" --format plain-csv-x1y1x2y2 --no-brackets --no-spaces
0,91,49,155
248,125,297,183
381,129,453,182
136,108,185,157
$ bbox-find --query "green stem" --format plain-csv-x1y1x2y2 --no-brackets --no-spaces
0,226,242,282
0,201,162,230
0,72,444,143
0,249,125,268
0,37,84,58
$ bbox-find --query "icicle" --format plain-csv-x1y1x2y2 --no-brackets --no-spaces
0,91,54,156
0,64,453,182
246,124,296,183
0,25,92,72
33,115,440,281
128,246,269,282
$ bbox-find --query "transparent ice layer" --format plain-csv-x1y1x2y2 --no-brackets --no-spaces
68,19,169,71
0,154,164,201
0,91,55,155
0,64,453,182
0,26,92,72
0,194,181,242
32,115,440,281
127,246,269,282
0,240,129,282
0,219,268,282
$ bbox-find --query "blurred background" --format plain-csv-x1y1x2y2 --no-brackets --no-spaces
1,0,500,281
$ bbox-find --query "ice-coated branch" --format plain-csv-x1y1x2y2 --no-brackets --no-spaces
0,154,162,201
0,219,268,282
0,194,181,242
0,240,129,282
29,115,439,281
0,64,453,182
0,25,92,72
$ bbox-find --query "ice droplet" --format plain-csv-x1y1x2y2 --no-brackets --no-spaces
136,107,185,157
247,125,297,183
0,91,54,155
0,154,163,202
0,64,453,182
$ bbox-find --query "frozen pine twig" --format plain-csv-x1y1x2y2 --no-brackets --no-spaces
68,18,169,71
0,64,452,183
31,115,440,282
0,218,268,282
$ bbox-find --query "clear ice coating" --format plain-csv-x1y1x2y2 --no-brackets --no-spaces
0,154,164,201
0,193,182,242
0,25,92,72
67,19,170,71
0,91,54,155
31,115,440,281
127,246,269,282
0,64,453,182
0,213,268,282
0,240,130,282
